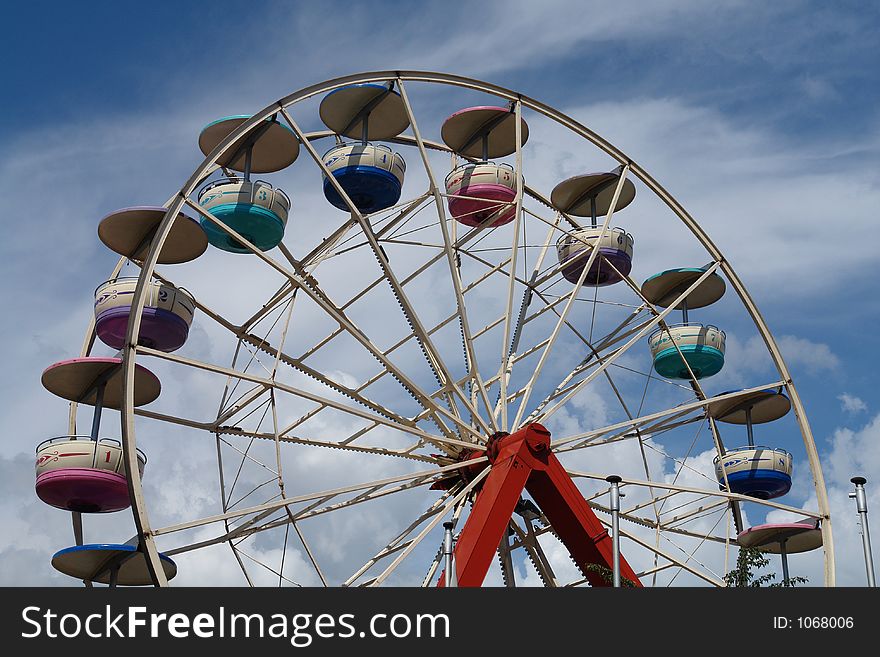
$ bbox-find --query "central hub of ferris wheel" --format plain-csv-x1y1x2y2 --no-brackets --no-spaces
437,423,642,587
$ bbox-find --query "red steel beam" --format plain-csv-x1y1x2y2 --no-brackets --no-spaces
526,450,641,586
438,423,641,587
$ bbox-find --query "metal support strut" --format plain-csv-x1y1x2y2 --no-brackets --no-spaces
779,537,790,586
438,424,641,587
89,382,106,469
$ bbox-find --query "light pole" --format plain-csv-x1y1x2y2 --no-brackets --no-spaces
849,477,876,587
443,521,457,587
607,475,623,587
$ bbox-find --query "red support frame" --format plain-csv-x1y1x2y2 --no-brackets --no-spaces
439,423,641,587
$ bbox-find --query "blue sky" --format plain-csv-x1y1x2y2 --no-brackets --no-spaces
1,0,878,586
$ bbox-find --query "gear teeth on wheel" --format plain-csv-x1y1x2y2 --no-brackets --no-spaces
497,547,510,587
425,545,444,585
240,332,400,423
523,543,550,587
294,268,452,440
214,426,428,463
373,247,445,392
590,502,655,528
367,241,465,434
458,314,475,427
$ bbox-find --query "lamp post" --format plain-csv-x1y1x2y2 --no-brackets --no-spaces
443,521,457,587
607,475,623,587
849,477,876,587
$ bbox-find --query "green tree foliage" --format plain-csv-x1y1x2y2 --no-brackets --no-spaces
584,563,637,587
723,547,808,587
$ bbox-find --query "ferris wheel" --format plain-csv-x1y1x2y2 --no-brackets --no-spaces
37,71,833,587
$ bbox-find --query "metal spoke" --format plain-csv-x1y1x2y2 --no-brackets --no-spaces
397,78,497,435
278,106,490,436
496,99,526,431
566,470,822,518
134,344,480,452
155,457,487,539
551,381,785,450
368,468,489,586
666,509,728,586
344,485,459,586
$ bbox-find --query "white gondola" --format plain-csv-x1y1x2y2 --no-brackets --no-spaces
556,226,634,286
197,178,290,253
648,323,726,379
94,277,195,352
35,436,146,513
714,446,793,500
322,142,406,213
445,162,518,226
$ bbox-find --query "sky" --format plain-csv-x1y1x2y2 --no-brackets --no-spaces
0,0,878,588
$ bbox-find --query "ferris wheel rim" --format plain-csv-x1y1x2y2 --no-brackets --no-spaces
90,70,832,587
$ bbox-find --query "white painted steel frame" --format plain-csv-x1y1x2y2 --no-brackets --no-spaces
64,70,829,587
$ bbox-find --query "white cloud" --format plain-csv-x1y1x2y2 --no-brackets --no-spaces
823,413,880,487
775,335,841,375
838,393,867,414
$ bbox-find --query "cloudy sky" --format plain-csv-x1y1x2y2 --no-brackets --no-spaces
1,0,878,587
